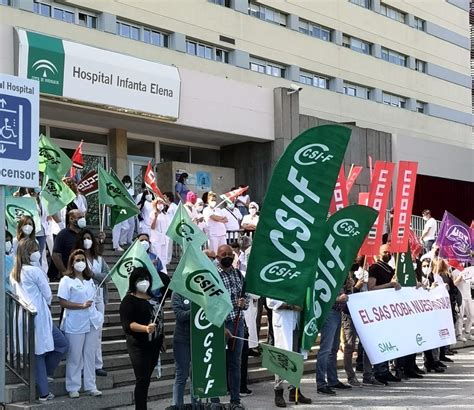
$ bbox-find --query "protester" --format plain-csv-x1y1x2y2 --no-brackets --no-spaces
73,229,110,377
4,230,14,292
203,192,228,253
58,249,104,398
24,187,48,266
420,209,437,254
452,266,473,341
174,173,189,203
111,175,135,252
241,202,259,232
136,189,154,235
223,199,243,238
192,198,206,232
13,215,37,256
136,233,165,273
10,238,68,402
119,267,165,410
150,198,170,274
235,185,250,217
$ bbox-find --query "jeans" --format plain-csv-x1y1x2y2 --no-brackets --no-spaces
240,333,249,391
127,334,163,410
373,361,389,378
316,309,342,388
35,326,68,397
341,312,357,381
423,239,434,255
225,320,244,404
172,340,191,406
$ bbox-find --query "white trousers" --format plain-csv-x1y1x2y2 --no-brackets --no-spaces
112,218,135,249
95,292,105,370
456,298,473,337
243,298,259,348
65,328,99,392
208,235,227,254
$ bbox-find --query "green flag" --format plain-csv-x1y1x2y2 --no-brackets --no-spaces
397,252,416,286
38,134,72,177
169,244,232,327
166,202,208,250
261,343,304,388
98,166,139,227
301,205,377,351
40,165,76,216
190,302,227,399
109,239,164,300
245,125,351,305
5,197,40,234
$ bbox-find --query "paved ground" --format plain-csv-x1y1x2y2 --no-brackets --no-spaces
120,346,474,409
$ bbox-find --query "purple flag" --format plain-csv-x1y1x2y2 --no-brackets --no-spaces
436,211,473,269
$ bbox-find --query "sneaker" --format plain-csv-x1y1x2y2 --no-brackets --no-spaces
115,246,125,252
95,368,108,377
86,389,103,397
329,381,352,389
68,391,80,399
465,334,474,341
457,335,467,342
240,388,253,396
362,378,385,387
230,402,245,410
348,378,362,387
39,392,55,402
47,377,54,383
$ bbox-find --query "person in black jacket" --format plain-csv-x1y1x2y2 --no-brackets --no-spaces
119,267,170,410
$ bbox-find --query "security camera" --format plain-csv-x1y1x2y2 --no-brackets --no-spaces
287,83,303,95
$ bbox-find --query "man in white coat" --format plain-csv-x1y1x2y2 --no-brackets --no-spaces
267,299,312,407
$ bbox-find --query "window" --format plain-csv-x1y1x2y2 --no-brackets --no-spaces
53,8,74,23
415,59,426,73
349,0,371,9
299,71,328,89
343,82,371,99
208,0,230,6
416,101,425,113
381,47,407,67
343,35,371,55
414,17,425,31
382,92,406,108
144,28,168,47
1,0,11,5
117,20,169,47
186,40,229,63
249,58,286,78
33,1,51,16
78,12,97,29
299,19,331,41
380,3,406,23
33,1,97,28
249,2,287,26
117,21,140,40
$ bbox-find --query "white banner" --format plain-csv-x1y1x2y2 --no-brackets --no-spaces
347,286,456,364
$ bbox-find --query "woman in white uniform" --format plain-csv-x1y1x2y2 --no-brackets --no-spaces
10,238,68,402
137,190,154,235
74,229,110,377
150,198,170,274
58,249,104,399
112,175,136,251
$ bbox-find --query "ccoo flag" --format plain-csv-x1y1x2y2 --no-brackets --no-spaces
245,125,351,305
301,205,377,351
166,202,208,250
109,239,164,300
38,134,72,177
261,344,304,388
170,244,232,327
144,161,164,199
41,165,76,216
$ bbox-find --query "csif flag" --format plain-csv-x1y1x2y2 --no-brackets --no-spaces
219,186,249,206
166,202,208,250
301,205,377,351
359,161,395,256
144,161,163,199
40,165,76,216
245,125,351,305
98,166,139,227
38,134,72,178
109,239,164,299
390,161,418,253
169,244,232,327
260,344,304,388
328,165,349,215
5,196,40,233
397,252,416,286
346,165,363,194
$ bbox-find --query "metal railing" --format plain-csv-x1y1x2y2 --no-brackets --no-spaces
5,291,36,403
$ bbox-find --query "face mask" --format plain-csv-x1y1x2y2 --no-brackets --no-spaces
125,183,131,188
422,267,430,276
382,254,391,263
423,216,429,221
74,261,87,273
22,224,33,236
145,194,153,202
76,217,87,229
157,204,164,211
83,239,93,250
140,240,150,252
5,241,12,254
220,256,234,269
136,280,150,293
249,209,257,216
30,251,41,263
196,205,204,212
209,200,217,208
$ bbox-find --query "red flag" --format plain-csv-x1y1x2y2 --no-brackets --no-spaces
346,165,363,194
329,165,348,214
358,192,369,206
359,161,395,256
144,161,163,199
390,161,418,253
219,186,249,205
70,140,84,179
408,228,423,260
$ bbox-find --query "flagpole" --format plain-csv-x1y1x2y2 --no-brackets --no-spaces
101,204,106,233
152,285,171,324
348,163,354,180
394,252,400,281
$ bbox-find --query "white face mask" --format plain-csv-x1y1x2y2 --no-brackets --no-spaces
423,216,429,221
249,208,257,216
422,267,430,276
30,251,41,263
140,240,150,252
157,204,164,211
145,194,153,202
5,241,12,254
125,182,132,188
74,261,87,273
209,200,217,208
22,224,34,236
196,205,204,212
136,280,150,293
77,217,87,229
83,239,93,250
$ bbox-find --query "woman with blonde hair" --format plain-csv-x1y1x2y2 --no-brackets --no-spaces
10,238,68,402
58,249,104,398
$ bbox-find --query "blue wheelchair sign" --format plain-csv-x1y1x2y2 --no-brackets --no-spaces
0,94,32,160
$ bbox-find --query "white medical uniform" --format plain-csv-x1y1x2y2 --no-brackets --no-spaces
150,211,170,273
138,201,154,235
203,206,227,253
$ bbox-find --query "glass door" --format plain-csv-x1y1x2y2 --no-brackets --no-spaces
128,156,152,197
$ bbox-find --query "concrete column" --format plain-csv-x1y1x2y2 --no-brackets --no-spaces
272,87,300,168
12,0,33,12
370,88,383,103
407,56,416,70
109,129,128,177
329,77,343,93
372,43,382,58
334,30,343,45
230,50,250,69
231,0,248,14
287,65,300,82
287,14,299,31
169,33,186,53
98,12,117,34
